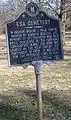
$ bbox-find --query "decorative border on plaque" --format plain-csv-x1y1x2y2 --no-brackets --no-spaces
26,2,39,17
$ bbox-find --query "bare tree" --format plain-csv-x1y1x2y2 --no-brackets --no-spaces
0,0,71,35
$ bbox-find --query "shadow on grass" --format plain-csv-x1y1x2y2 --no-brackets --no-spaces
0,94,37,120
17,88,71,119
0,102,24,120
0,89,71,120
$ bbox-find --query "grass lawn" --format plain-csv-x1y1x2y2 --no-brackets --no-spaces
0,38,71,120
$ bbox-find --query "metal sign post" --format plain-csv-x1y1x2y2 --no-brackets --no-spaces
34,62,43,120
5,2,63,120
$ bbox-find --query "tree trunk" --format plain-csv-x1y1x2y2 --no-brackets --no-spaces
60,0,66,45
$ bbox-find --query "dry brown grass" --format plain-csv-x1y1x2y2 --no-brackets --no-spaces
0,36,71,119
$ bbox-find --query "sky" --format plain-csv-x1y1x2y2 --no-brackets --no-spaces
3,0,7,1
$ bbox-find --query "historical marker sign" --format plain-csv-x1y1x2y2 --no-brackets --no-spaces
6,2,63,66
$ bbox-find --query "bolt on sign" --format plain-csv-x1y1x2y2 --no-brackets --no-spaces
5,2,63,66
